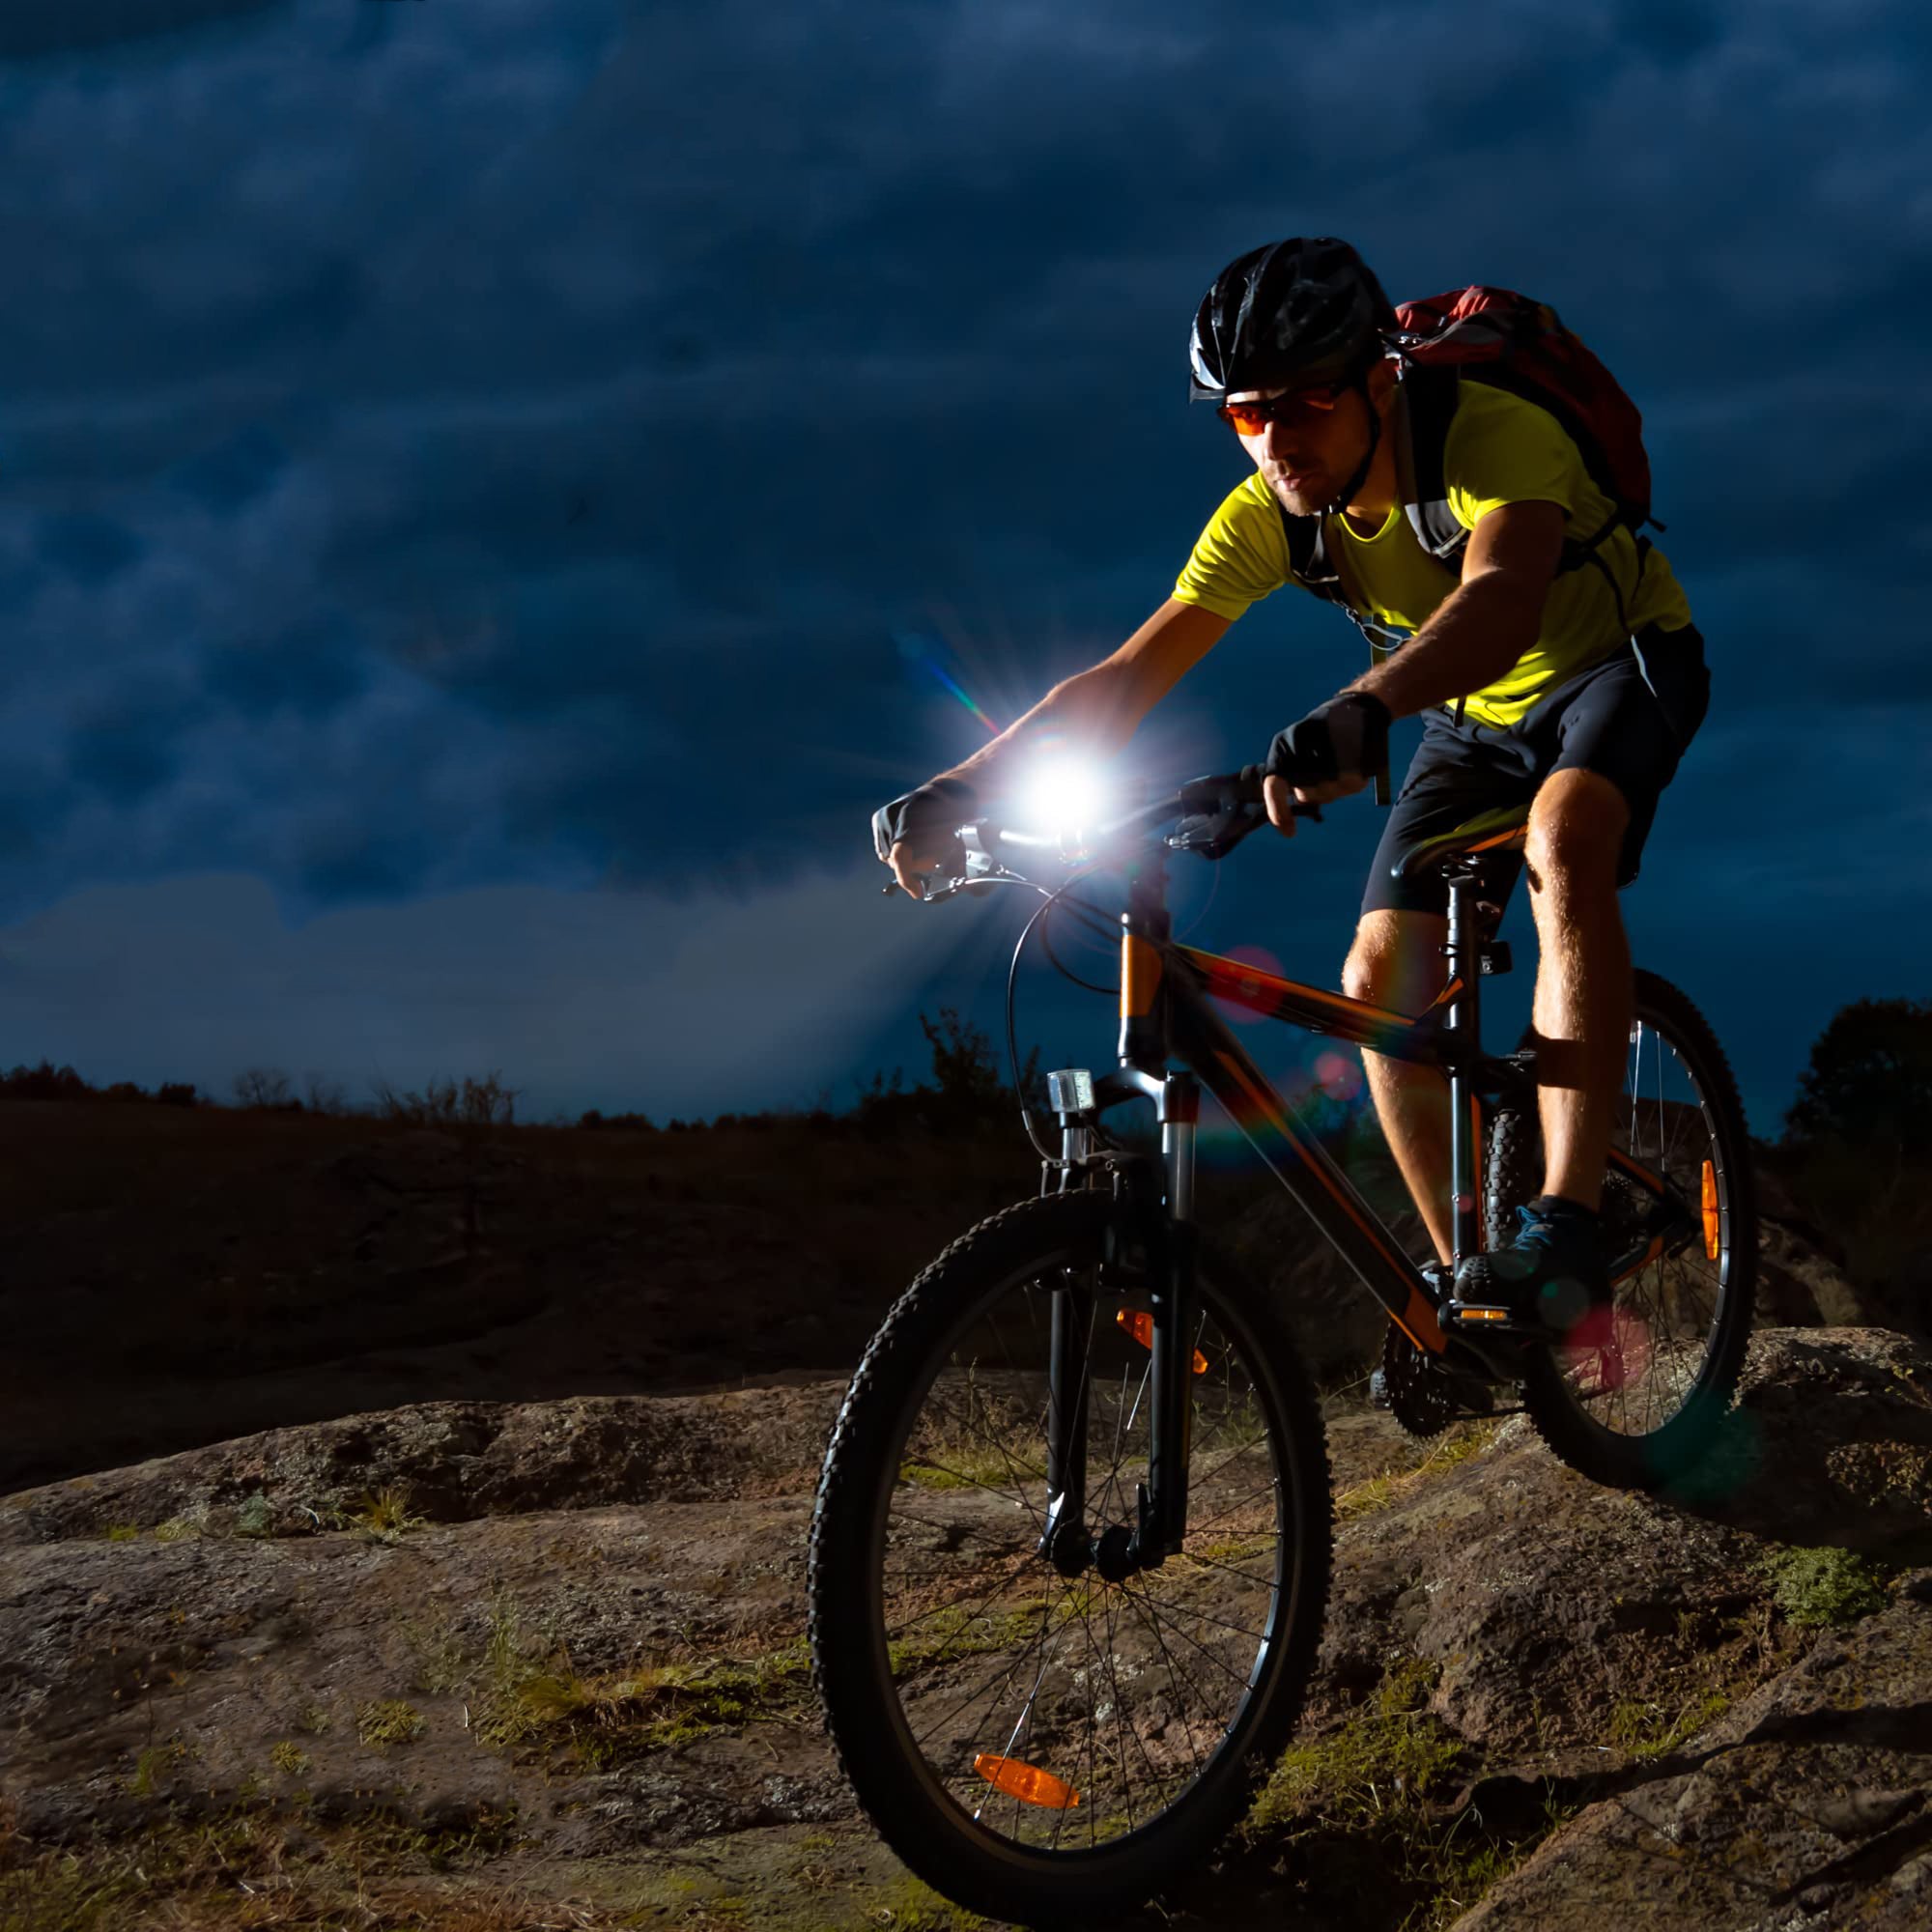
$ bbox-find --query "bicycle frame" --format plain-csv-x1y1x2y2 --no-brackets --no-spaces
1034,828,1691,1578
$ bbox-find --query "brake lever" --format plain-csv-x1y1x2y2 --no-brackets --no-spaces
879,873,957,902
1169,796,1322,859
878,848,1025,902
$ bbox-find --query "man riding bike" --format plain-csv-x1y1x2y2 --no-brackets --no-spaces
873,236,1710,1344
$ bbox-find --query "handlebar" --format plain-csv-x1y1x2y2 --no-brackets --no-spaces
884,764,1322,901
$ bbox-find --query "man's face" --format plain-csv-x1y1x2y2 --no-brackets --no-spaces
1223,370,1383,518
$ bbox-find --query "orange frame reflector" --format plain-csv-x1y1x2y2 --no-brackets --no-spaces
1701,1160,1720,1261
975,1753,1080,1808
1116,1307,1208,1375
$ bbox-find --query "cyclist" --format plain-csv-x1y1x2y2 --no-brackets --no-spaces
874,236,1710,1342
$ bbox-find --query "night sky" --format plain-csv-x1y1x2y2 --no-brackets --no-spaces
2,0,1926,1136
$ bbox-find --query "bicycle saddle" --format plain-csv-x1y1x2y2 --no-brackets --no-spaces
1395,802,1531,880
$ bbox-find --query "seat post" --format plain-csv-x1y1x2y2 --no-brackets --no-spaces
1441,864,1485,1265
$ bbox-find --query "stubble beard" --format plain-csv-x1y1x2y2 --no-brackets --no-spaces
1268,474,1328,519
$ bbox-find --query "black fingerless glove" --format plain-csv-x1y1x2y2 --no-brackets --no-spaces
871,775,980,863
1265,692,1391,786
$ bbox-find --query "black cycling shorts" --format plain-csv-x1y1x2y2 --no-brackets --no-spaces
1362,621,1711,921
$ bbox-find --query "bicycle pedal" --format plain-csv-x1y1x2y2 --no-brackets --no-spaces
1440,1298,1542,1342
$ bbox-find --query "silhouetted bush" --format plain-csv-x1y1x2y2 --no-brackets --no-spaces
845,1007,1044,1140
370,1072,518,1128
156,1083,199,1108
233,1066,294,1110
303,1072,350,1116
1784,996,1932,1155
0,1060,96,1101
1771,997,1932,1335
578,1108,659,1131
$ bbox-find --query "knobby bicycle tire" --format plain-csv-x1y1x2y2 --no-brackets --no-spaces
1487,968,1756,1490
808,1191,1332,1925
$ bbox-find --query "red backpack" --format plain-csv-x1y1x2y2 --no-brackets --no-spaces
1389,285,1660,582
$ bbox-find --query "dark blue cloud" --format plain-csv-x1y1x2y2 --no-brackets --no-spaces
171,424,289,514
66,696,188,806
292,824,430,905
1615,0,1724,64
0,785,43,861
37,511,144,583
201,613,368,719
0,0,283,63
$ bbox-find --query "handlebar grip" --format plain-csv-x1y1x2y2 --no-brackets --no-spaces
1179,765,1321,818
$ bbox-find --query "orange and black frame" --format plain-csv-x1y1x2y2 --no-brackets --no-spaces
1034,812,1694,1585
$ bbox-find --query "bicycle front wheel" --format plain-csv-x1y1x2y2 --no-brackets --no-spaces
1490,968,1757,1490
809,1191,1331,1925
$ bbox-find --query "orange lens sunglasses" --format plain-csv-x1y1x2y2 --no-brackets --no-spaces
1216,382,1349,435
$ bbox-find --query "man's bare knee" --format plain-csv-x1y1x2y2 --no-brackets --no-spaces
1342,909,1450,1013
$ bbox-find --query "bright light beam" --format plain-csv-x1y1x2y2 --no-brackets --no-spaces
1017,757,1108,838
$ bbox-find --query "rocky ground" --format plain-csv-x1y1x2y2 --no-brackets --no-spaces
0,1105,1926,1929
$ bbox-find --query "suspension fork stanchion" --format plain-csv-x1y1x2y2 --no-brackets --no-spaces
1142,1071,1201,1565
1097,841,1198,1577
1443,866,1486,1267
1038,1267,1094,1573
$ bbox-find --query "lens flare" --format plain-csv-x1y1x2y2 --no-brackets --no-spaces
1218,946,1286,1028
1315,1050,1363,1101
1018,757,1107,838
895,630,1002,736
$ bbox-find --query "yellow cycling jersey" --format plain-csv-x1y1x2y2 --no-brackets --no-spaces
1171,380,1694,728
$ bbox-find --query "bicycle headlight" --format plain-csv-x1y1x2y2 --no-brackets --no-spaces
1017,757,1107,841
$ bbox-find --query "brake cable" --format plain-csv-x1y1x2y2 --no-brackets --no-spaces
1001,866,1112,1162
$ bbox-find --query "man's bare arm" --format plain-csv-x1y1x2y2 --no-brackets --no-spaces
944,597,1233,789
1344,498,1567,720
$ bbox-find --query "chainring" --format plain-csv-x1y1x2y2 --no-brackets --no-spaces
1380,1322,1461,1437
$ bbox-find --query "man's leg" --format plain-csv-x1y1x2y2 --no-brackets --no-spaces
1343,909,1455,1263
1521,767,1634,1209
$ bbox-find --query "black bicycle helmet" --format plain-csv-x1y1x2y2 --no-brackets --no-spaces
1188,237,1397,402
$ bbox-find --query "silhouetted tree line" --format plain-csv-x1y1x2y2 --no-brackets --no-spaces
579,1008,1044,1139
7,997,1926,1172
0,1060,198,1107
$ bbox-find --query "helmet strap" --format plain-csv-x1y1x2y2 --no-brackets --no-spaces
1323,368,1383,517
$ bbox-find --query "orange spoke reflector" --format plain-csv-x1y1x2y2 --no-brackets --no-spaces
1115,1307,1208,1375
1701,1160,1720,1261
974,1754,1081,1809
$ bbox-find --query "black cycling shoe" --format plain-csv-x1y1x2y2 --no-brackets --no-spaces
1444,1203,1614,1346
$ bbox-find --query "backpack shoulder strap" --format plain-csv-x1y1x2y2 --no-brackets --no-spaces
1276,497,1401,805
1277,500,1343,598
1398,364,1467,563
1276,500,1385,627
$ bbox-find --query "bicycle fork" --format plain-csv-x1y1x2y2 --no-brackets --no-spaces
1037,1071,1200,1583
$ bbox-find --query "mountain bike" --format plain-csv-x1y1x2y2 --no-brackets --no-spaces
810,767,1755,1925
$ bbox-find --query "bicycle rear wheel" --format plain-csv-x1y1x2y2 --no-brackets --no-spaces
1489,968,1756,1490
809,1190,1330,1925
